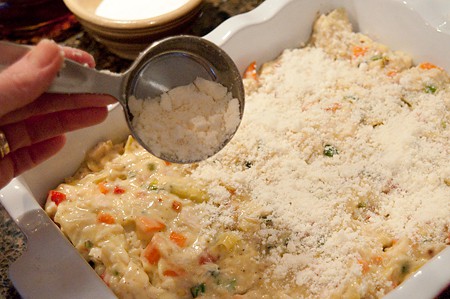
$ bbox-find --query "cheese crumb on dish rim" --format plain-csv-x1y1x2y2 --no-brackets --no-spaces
45,9,449,299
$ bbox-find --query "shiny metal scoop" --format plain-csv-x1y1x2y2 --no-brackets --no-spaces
0,36,245,163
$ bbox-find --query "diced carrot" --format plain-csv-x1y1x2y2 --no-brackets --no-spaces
324,102,342,112
136,216,166,234
113,186,126,194
357,259,370,274
163,270,179,277
143,242,161,265
387,70,398,77
225,186,236,196
164,161,172,166
199,252,218,265
48,190,67,205
352,46,368,58
419,62,438,70
98,182,109,194
172,200,182,212
97,212,115,224
371,255,383,265
170,232,187,247
244,61,258,80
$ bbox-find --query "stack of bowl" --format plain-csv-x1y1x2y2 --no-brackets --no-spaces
63,0,203,59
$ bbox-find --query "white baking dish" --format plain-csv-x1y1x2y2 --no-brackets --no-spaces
1,0,449,298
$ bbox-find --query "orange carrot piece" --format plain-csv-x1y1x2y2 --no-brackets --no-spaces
387,70,398,77
163,270,179,277
172,200,182,212
371,256,383,265
136,216,166,234
98,182,109,194
113,186,126,194
357,259,370,274
97,212,115,224
48,190,67,205
143,243,161,265
352,46,368,58
169,232,187,247
324,102,342,112
199,252,218,265
419,62,438,70
244,61,258,80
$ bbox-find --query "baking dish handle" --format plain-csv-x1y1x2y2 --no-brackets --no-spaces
0,178,118,299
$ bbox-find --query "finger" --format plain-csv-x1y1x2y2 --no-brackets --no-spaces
0,40,63,117
2,107,108,152
0,93,116,126
0,135,66,190
61,46,96,68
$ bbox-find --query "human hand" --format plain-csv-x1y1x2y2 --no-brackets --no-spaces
0,39,116,189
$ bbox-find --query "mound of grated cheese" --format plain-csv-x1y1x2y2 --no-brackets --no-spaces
128,77,241,163
183,9,450,298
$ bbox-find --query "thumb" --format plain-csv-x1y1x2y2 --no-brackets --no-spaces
0,40,63,118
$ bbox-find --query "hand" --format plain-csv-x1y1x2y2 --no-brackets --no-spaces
0,39,116,189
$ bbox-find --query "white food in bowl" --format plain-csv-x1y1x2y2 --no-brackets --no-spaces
128,77,241,162
95,0,190,20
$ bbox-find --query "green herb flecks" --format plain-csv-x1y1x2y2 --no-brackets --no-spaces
323,144,339,157
147,179,159,191
147,163,157,172
190,283,206,298
424,84,437,94
84,240,94,249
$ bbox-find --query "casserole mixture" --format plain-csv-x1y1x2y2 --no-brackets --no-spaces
45,9,450,299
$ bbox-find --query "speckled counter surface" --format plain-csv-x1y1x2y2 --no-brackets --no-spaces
2,1,449,298
0,1,264,298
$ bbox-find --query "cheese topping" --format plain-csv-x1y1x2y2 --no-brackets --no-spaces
46,9,449,299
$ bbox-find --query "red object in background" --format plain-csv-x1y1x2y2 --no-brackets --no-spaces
0,0,78,43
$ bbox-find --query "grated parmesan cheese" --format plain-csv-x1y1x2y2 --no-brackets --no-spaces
184,8,450,297
47,8,449,299
128,77,241,163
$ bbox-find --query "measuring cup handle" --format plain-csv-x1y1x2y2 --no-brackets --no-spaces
48,59,123,100
0,40,123,100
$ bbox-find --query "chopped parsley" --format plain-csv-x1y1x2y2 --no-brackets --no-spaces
370,55,383,61
357,202,367,209
84,240,93,249
400,261,411,275
424,84,437,94
147,179,158,191
323,144,339,157
147,163,157,171
190,283,206,298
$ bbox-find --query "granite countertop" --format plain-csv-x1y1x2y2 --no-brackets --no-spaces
2,1,449,298
0,1,264,298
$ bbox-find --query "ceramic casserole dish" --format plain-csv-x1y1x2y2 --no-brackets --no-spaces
1,0,449,298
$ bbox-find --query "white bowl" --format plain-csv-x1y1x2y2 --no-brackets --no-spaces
1,0,449,298
63,0,203,59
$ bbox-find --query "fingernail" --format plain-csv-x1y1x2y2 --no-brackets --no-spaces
28,39,61,68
